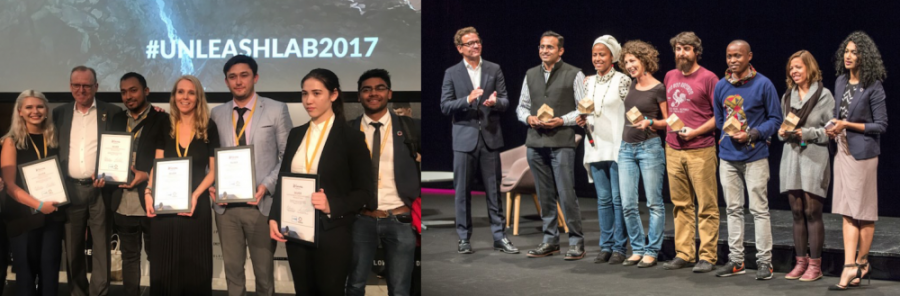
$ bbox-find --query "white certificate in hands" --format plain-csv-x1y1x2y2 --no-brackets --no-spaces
96,132,134,184
19,156,69,206
279,173,319,246
215,146,256,203
151,158,192,214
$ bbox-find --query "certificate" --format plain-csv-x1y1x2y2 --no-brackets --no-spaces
279,173,319,247
96,132,134,185
215,146,257,203
18,156,69,206
151,158,192,214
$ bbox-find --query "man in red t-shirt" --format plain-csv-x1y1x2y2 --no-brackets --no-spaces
661,32,721,273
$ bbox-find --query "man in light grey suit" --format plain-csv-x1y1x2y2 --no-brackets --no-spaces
52,65,122,296
209,55,292,296
440,27,517,254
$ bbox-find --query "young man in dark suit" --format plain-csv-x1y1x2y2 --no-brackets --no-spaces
440,26,517,254
346,69,421,296
92,72,168,296
52,65,122,296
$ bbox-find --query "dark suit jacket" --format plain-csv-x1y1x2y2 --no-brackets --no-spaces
440,59,509,152
52,99,122,209
107,107,169,213
270,120,374,230
833,74,888,160
349,112,421,209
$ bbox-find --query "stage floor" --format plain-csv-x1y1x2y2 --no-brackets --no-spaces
422,192,900,296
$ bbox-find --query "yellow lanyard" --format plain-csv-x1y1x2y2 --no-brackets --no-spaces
28,135,47,159
304,118,330,173
360,119,391,159
231,102,257,146
175,122,195,158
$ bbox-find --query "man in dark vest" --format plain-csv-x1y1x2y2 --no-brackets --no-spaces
516,31,586,260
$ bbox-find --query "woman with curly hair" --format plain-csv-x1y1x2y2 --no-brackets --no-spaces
777,50,834,282
616,40,667,268
825,31,887,291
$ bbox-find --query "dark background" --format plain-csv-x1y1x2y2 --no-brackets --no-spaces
422,0,900,216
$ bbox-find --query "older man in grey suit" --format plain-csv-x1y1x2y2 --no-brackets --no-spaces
440,27,517,254
210,55,292,296
53,65,122,296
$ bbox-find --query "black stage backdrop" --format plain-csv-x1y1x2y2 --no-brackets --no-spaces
422,0,900,216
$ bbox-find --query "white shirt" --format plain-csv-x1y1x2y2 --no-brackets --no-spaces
68,99,98,179
291,115,335,175
582,71,631,182
464,57,482,93
231,94,257,145
361,113,404,211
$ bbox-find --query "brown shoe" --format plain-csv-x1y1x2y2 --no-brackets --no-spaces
800,257,823,282
785,256,808,280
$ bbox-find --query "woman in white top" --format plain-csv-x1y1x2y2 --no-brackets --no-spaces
268,68,374,295
576,35,632,264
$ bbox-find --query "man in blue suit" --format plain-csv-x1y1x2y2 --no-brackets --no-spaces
210,55,292,296
346,69,421,296
440,26,517,254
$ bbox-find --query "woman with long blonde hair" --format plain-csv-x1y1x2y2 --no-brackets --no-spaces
143,75,218,295
1,90,64,295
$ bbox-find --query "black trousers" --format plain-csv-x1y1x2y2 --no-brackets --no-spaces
286,224,351,296
114,213,151,296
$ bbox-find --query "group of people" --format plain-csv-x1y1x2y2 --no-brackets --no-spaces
443,27,885,291
0,54,421,295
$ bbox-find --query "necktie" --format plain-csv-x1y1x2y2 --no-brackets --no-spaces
234,107,249,145
370,122,383,209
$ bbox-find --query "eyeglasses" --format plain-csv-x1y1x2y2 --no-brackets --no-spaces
459,40,481,48
360,85,390,95
71,83,94,90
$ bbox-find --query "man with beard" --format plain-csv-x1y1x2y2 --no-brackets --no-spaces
93,72,168,296
713,40,782,280
209,55,292,296
516,31,586,260
440,26,517,255
347,69,420,296
660,32,721,273
52,66,121,296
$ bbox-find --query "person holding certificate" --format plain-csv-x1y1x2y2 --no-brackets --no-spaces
269,68,374,295
1,90,64,295
143,75,219,295
209,55,292,296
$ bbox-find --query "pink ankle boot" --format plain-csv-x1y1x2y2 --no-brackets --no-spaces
800,257,823,281
785,256,808,279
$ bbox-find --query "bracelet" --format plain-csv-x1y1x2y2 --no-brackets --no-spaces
37,201,44,211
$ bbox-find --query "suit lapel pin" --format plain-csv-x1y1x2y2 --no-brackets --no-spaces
397,131,403,137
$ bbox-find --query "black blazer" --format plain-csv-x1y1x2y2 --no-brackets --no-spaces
52,99,123,175
349,112,421,209
833,74,888,160
270,119,374,230
107,107,169,213
440,59,509,152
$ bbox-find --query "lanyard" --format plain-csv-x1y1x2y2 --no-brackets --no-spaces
232,102,257,146
28,135,47,159
175,122,195,158
304,118,331,173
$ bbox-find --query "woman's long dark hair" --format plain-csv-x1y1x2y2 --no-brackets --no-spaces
834,31,887,88
302,68,344,120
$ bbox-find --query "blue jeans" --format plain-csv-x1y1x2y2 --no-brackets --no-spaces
618,137,666,258
590,161,627,254
347,214,417,296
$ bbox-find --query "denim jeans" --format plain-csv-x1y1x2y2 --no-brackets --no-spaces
10,220,64,296
590,161,627,254
526,147,584,246
347,214,417,296
618,137,666,258
720,158,772,264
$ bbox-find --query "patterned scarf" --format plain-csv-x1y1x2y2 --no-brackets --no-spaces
725,65,757,86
